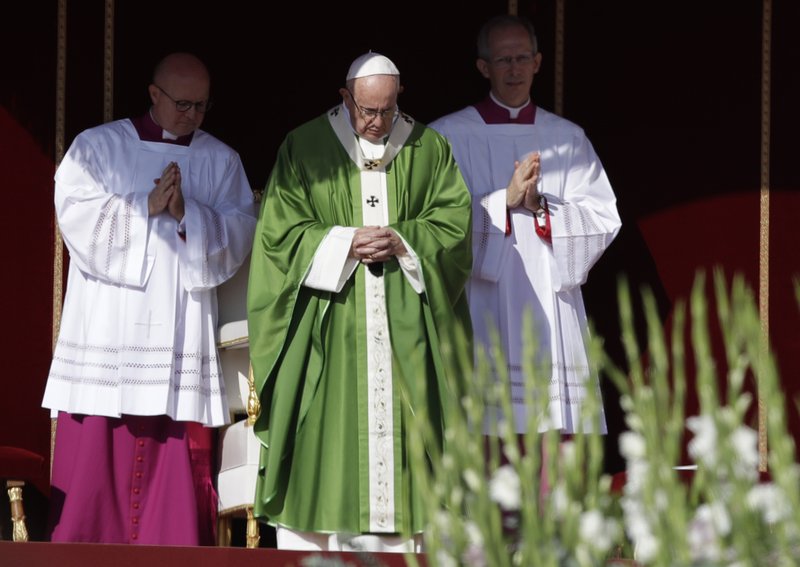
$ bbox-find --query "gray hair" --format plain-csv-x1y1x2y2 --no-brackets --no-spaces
477,14,538,61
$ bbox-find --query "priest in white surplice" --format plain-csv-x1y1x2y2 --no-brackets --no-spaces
431,15,621,443
42,52,257,545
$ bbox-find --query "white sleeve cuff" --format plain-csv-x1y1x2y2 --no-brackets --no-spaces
304,226,359,292
396,234,424,294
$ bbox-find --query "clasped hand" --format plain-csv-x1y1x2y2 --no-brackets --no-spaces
351,226,406,263
148,161,185,222
506,152,543,212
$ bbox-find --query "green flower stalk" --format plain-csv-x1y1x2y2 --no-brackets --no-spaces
404,270,800,567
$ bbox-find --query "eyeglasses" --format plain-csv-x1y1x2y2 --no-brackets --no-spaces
346,89,397,122
154,84,213,113
489,53,537,70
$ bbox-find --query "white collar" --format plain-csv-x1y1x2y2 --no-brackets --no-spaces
489,92,531,119
148,108,180,140
328,104,414,171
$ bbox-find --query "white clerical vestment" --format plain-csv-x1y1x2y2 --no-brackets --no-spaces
42,119,257,426
431,105,621,434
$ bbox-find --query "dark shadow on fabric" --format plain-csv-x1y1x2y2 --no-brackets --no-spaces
583,222,671,475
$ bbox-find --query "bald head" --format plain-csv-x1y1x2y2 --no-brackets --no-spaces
153,52,210,86
149,52,211,137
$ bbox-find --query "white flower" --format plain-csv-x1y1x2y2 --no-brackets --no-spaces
624,412,644,433
730,425,759,481
619,431,647,461
687,415,718,467
619,393,634,413
623,459,649,495
560,441,577,467
687,502,733,562
579,509,621,554
710,500,731,536
621,497,657,560
633,532,660,564
488,464,521,511
464,520,484,547
688,504,723,563
747,483,792,525
461,521,487,567
461,545,487,567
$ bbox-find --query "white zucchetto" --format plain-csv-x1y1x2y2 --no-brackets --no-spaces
346,51,400,80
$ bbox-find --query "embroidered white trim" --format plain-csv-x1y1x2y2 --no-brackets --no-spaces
357,138,396,532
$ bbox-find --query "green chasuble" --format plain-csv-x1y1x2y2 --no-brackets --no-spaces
247,105,473,536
